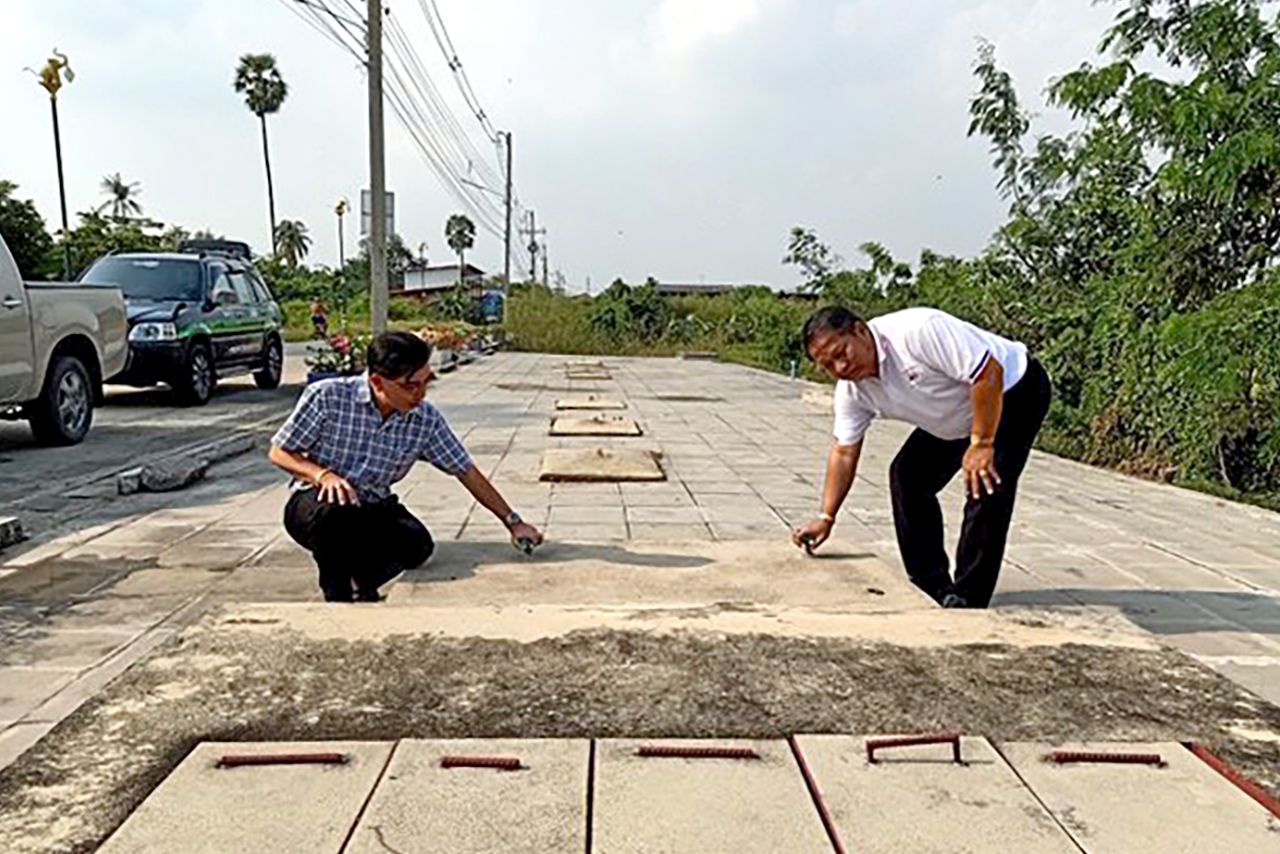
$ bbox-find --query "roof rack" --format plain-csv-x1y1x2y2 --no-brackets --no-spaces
177,239,252,261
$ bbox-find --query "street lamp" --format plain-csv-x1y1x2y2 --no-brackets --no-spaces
27,50,74,279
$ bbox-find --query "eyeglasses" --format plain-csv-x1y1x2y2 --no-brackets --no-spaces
388,371,433,393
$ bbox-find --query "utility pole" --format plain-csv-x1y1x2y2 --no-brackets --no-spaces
520,210,545,283
502,131,513,295
367,0,388,334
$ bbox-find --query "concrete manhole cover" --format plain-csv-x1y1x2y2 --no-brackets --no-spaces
538,448,665,481
549,415,643,437
555,395,626,410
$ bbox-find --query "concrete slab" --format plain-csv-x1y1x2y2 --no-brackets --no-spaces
391,540,928,614
345,739,589,853
592,738,831,853
1000,741,1280,852
549,415,643,437
538,448,665,482
554,395,626,410
0,667,77,722
795,734,1078,853
98,741,394,854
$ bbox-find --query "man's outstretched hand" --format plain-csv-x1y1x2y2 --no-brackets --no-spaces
792,517,833,552
510,522,544,553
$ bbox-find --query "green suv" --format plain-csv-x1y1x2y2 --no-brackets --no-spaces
82,240,284,405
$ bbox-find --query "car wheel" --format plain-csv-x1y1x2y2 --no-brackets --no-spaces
29,355,94,445
174,342,214,406
254,336,283,389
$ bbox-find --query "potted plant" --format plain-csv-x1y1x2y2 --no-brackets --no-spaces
305,333,367,384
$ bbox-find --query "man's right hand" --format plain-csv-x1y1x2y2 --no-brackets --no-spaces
792,517,833,551
316,471,360,506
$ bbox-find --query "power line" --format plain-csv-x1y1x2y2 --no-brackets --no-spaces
413,0,499,143
280,0,534,274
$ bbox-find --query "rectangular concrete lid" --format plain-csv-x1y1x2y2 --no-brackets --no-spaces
549,416,643,436
555,395,627,410
538,448,665,482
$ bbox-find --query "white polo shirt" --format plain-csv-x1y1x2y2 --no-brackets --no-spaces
833,307,1028,445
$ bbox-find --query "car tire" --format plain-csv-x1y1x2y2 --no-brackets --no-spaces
174,341,214,406
254,336,283,389
29,354,94,446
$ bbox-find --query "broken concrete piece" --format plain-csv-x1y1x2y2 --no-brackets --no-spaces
115,435,254,495
538,448,665,482
564,360,606,369
678,351,718,360
141,458,209,492
0,516,25,550
549,415,643,437
554,395,626,410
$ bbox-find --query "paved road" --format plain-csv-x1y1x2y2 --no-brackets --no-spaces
0,355,307,509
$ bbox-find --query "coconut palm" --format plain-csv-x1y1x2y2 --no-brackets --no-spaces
96,173,142,220
233,53,288,252
273,219,311,268
445,213,475,284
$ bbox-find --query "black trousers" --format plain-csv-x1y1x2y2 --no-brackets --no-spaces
283,489,434,602
889,359,1052,608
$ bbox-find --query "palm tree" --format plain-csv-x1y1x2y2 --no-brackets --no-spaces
273,219,311,268
96,173,142,220
445,214,475,284
233,54,287,253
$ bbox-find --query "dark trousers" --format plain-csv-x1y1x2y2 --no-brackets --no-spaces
889,359,1052,608
283,489,434,602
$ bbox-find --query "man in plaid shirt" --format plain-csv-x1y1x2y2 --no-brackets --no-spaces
269,332,543,602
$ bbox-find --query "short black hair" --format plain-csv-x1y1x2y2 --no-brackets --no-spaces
802,305,864,359
367,331,433,379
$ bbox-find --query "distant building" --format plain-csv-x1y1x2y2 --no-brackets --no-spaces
397,263,487,300
653,282,739,297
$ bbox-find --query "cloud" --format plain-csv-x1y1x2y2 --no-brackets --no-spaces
651,0,776,59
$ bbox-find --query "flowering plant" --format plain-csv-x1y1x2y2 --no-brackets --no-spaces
417,321,480,351
305,333,368,375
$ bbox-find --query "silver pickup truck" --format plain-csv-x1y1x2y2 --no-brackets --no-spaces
0,234,127,444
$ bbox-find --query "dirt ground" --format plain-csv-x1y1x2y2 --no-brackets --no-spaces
2,624,1277,853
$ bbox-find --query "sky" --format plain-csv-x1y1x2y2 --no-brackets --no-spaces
1,0,1119,292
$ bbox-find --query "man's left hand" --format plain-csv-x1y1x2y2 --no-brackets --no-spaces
962,444,1001,499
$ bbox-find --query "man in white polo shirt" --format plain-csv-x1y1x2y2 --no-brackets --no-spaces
792,305,1052,608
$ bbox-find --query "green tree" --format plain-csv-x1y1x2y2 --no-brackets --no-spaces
444,213,475,283
0,180,54,279
782,226,841,292
233,54,287,252
96,173,142,220
273,219,311,268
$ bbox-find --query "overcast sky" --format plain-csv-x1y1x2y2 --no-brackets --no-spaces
2,0,1117,291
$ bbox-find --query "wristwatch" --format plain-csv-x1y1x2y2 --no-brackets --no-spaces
503,511,523,530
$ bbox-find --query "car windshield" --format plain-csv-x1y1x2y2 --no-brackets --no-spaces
82,258,203,302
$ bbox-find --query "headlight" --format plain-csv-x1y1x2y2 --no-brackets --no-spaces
129,322,179,342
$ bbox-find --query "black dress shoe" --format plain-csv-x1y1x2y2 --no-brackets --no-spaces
355,589,386,603
941,593,969,609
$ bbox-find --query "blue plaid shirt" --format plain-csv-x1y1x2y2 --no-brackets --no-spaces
272,374,473,502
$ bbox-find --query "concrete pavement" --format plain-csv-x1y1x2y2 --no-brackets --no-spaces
1,351,1279,850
